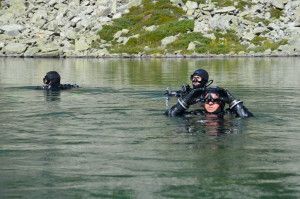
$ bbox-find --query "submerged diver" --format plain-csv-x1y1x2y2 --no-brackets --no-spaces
40,71,79,91
165,86,253,118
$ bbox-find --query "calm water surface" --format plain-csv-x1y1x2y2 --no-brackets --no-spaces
0,57,299,198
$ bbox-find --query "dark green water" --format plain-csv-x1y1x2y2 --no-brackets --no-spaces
0,57,299,198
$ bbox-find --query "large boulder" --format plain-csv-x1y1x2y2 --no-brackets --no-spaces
3,43,28,54
0,24,25,36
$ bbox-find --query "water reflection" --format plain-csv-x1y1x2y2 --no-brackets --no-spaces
43,90,61,102
0,57,299,89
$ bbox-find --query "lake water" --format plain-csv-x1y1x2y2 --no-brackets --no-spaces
0,57,299,198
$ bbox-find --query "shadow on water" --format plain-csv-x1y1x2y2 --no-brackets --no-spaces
43,91,61,102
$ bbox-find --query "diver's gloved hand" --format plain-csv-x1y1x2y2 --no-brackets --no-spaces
164,84,192,98
178,87,205,109
222,89,243,109
230,102,254,118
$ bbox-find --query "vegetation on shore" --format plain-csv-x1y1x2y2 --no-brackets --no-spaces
95,0,287,55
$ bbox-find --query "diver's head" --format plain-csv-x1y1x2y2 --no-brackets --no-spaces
43,71,61,86
203,87,226,114
190,69,209,89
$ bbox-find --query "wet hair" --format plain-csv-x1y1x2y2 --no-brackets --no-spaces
43,71,61,85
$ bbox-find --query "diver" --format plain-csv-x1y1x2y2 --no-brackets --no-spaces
165,68,213,105
165,86,253,118
40,71,79,91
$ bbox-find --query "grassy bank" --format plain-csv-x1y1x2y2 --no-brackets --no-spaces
94,0,287,55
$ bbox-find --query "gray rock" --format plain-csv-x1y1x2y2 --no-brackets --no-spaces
39,43,60,53
116,36,129,44
112,12,122,19
71,16,82,27
268,23,280,30
295,18,300,27
161,35,177,47
187,42,196,50
203,33,216,40
264,48,272,54
92,6,111,17
270,0,286,9
294,7,300,27
186,9,195,16
128,0,142,7
253,26,268,35
111,0,117,13
75,37,90,51
113,29,129,39
243,32,256,41
144,25,157,32
214,6,236,14
0,24,25,36
289,37,300,52
170,0,184,7
47,21,59,32
194,20,210,33
201,4,215,12
35,50,60,57
209,15,234,30
23,47,40,57
186,1,198,10
3,43,28,54
0,42,5,49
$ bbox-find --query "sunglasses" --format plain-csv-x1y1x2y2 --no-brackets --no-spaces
204,98,222,104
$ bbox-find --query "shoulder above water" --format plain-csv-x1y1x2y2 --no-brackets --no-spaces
35,84,79,91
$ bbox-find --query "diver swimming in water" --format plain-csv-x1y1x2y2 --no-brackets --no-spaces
165,86,253,118
38,71,79,91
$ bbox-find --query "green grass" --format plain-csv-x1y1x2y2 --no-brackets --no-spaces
235,1,254,10
98,0,184,42
243,16,271,26
95,0,286,55
251,36,288,52
166,30,248,54
270,7,283,19
110,19,194,54
167,32,211,54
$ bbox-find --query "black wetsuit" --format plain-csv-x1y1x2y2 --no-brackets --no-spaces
165,98,253,118
37,84,79,91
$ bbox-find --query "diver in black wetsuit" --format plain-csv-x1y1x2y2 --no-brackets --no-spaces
40,71,79,91
165,86,253,118
165,69,213,105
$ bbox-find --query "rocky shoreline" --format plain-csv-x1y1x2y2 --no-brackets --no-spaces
0,0,299,58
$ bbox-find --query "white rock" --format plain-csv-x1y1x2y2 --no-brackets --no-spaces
214,6,236,14
187,42,196,50
144,25,157,32
194,20,210,33
0,24,25,36
3,43,28,54
75,37,90,51
161,36,177,47
186,1,198,10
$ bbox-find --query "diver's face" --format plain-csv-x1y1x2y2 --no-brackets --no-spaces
191,75,203,88
204,93,222,113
